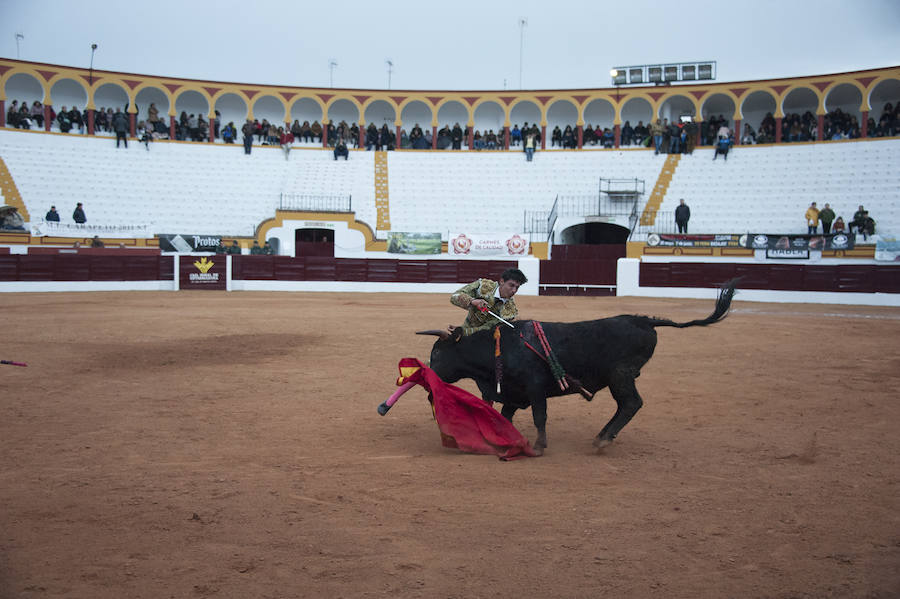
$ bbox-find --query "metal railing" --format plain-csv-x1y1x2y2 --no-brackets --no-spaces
279,193,352,213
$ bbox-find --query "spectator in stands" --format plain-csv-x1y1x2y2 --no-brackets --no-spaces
562,126,576,149
279,127,293,160
138,121,152,150
805,202,820,234
524,132,536,162
73,202,86,224
263,241,275,255
651,119,665,154
6,100,20,128
860,212,876,240
69,107,84,134
0,206,25,231
91,235,104,248
222,121,236,144
448,268,528,336
350,123,360,148
112,109,128,148
849,205,867,235
741,124,756,145
312,121,323,143
675,199,690,234
473,130,484,150
668,120,682,154
712,135,731,161
633,121,648,147
452,123,464,150
57,106,72,133
832,216,846,234
819,203,835,234
227,240,241,255
45,206,60,222
213,110,221,138
213,239,227,254
621,121,634,146
717,121,731,141
400,128,410,148
268,122,279,146
250,240,263,255
146,103,159,126
185,113,197,140
365,123,378,150
30,101,44,128
379,124,393,150
334,136,349,160
684,120,698,154
241,120,254,154
510,124,521,147
485,130,496,150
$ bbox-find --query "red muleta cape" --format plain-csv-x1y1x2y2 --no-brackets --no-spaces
380,357,537,460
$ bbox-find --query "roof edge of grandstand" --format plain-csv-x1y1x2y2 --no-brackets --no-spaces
2,58,898,94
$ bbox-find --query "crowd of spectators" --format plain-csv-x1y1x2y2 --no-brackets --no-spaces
5,95,899,152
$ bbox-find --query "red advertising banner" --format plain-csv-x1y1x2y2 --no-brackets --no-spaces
180,255,226,290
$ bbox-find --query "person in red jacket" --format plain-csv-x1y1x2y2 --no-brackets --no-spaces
279,127,294,160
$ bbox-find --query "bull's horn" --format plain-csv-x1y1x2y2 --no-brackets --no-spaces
416,329,450,340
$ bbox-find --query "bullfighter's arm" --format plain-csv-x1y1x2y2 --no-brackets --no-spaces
450,279,482,310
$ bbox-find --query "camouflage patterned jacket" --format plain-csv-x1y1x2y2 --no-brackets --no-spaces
450,278,519,336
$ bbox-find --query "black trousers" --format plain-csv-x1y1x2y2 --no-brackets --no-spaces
116,131,128,147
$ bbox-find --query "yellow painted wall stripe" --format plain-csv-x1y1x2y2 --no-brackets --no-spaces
0,157,30,221
640,154,680,226
374,151,390,231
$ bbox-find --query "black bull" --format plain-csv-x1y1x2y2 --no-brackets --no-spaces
418,280,737,454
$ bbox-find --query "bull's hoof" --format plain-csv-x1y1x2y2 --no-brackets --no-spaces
531,444,545,456
593,436,613,451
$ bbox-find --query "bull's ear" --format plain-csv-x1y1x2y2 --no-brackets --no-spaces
416,329,450,341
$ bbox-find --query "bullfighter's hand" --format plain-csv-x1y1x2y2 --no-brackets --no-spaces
470,299,488,310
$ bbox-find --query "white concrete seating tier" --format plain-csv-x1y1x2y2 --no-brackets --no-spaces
662,140,900,236
385,150,663,237
0,130,374,237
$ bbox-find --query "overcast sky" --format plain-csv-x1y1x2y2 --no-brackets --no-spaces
1,0,898,91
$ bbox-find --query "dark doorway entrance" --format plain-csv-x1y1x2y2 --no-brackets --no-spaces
295,228,335,257
560,222,630,244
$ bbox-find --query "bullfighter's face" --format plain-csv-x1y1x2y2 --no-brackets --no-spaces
498,278,520,299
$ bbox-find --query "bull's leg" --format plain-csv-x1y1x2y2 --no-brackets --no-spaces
500,404,517,422
531,396,548,455
593,372,643,450
475,378,500,405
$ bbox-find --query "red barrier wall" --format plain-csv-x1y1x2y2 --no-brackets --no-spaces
639,262,900,294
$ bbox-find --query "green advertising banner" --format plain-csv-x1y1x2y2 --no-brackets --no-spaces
386,232,442,254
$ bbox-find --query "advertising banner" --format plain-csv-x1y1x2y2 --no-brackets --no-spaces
386,232,442,254
744,233,855,252
448,233,530,257
647,233,744,248
31,222,153,238
875,238,900,262
180,255,226,290
158,234,222,253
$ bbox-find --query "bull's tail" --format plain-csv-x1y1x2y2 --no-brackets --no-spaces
648,279,738,329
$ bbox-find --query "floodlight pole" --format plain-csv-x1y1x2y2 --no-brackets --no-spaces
329,59,337,88
386,59,393,90
15,33,23,59
89,43,98,86
518,17,527,89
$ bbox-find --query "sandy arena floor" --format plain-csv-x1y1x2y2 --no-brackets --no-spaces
1,290,899,598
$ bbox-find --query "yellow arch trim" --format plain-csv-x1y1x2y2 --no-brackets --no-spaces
256,210,380,251
864,75,900,112
0,66,50,102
